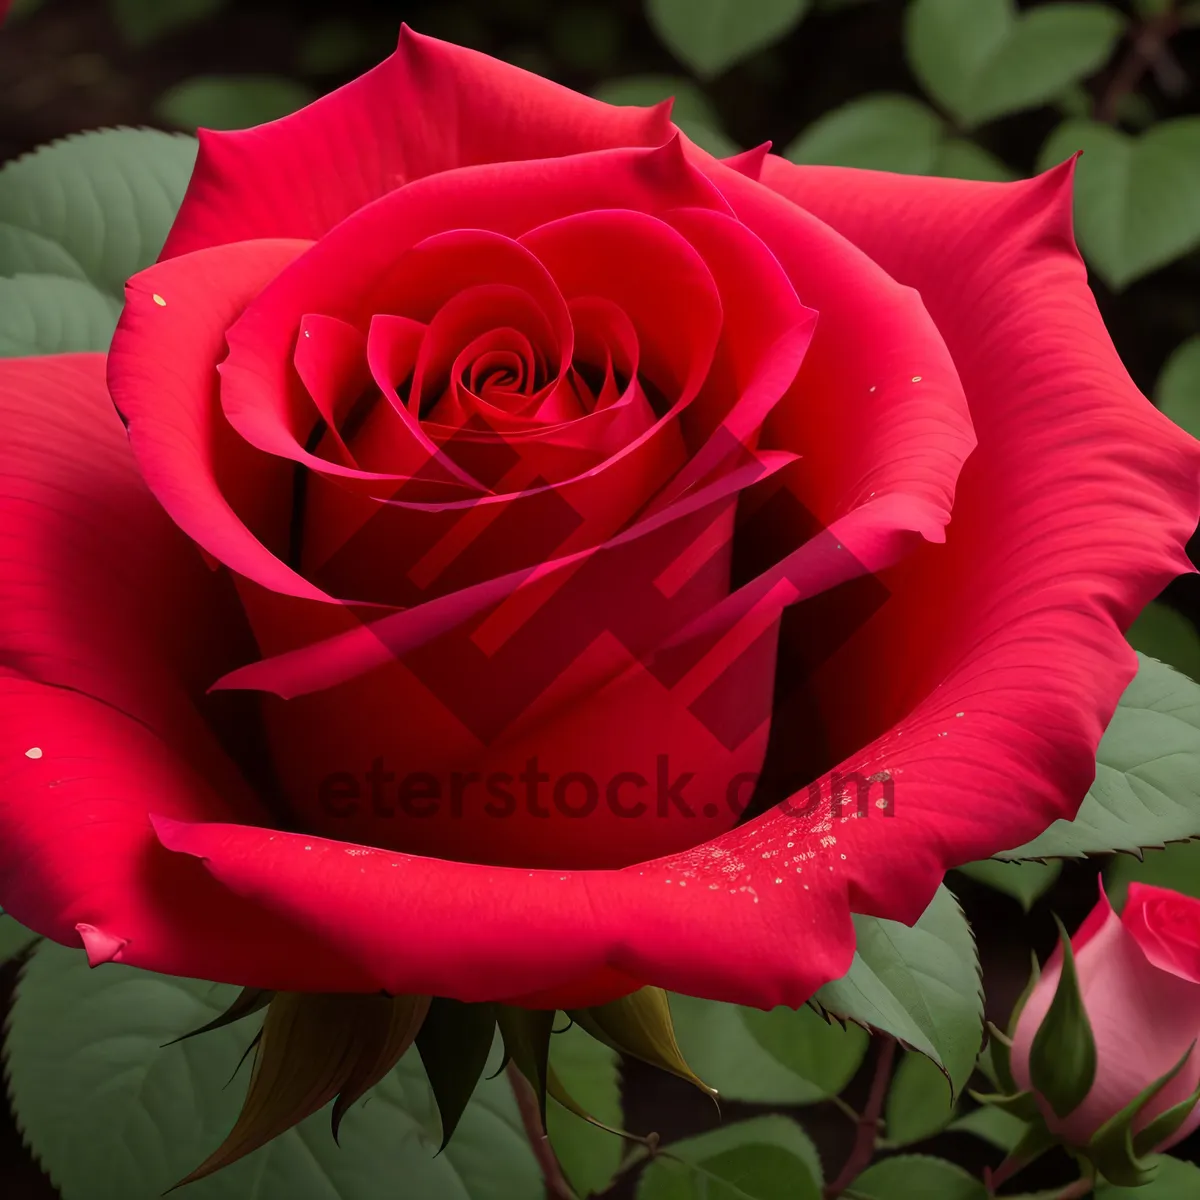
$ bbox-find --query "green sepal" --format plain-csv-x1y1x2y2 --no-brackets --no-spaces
1133,1076,1200,1158
496,1006,556,1126
1087,1041,1196,1187
1029,917,1096,1119
969,1088,1045,1123
988,1119,1058,1188
986,950,1041,1096
547,1064,641,1144
415,998,496,1150
172,991,430,1189
568,987,716,1100
986,1024,1016,1096
163,987,273,1047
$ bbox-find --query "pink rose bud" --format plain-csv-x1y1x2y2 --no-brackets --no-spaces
1010,882,1200,1160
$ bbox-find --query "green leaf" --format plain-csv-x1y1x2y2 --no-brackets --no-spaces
645,0,811,79
6,942,538,1199
546,1023,623,1200
594,75,719,126
953,859,1062,911
1107,839,1200,911
593,74,738,155
1097,1155,1200,1197
905,0,1124,128
1038,118,1200,290
884,1050,957,1145
1156,335,1200,440
1127,602,1200,685
999,656,1200,860
932,138,1016,181
0,274,121,355
948,1105,1029,1151
1029,918,1096,1119
669,995,866,1104
814,885,983,1099
849,1153,987,1200
785,94,944,174
784,94,1014,184
636,1117,822,1200
295,19,376,76
110,0,228,46
0,128,198,298
0,914,39,964
155,76,318,132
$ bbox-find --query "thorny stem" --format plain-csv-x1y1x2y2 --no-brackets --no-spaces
823,1037,897,1198
506,1062,575,1200
1096,2,1183,124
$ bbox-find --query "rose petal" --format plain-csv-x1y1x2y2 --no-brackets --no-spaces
733,157,1200,934
161,26,676,259
1124,883,1200,984
107,238,326,600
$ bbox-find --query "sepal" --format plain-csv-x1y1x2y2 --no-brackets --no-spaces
1086,1042,1197,1187
415,998,497,1150
496,1006,556,1126
568,987,716,1100
1028,917,1096,1119
172,990,429,1188
163,986,273,1046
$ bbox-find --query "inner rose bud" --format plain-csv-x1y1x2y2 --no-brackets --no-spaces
210,197,817,869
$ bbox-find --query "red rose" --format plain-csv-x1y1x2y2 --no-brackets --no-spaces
0,28,1197,1011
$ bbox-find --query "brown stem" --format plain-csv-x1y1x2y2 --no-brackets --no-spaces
823,1037,896,1198
1096,4,1181,124
506,1062,575,1200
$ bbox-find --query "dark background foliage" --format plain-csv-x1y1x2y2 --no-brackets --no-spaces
2,1,1200,1196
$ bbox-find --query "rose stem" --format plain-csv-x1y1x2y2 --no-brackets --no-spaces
823,1036,897,1198
505,1060,575,1200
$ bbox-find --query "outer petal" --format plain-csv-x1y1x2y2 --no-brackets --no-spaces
161,26,674,259
739,159,1200,930
0,355,243,779
0,356,367,988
